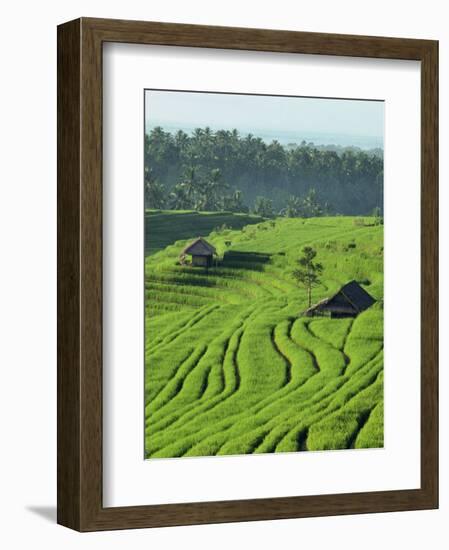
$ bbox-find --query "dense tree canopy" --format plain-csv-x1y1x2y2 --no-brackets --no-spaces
144,126,383,215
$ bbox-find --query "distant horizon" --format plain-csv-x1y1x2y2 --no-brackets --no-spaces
146,123,384,151
145,90,384,151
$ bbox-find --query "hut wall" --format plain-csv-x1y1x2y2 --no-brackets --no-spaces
192,255,211,267
316,305,356,318
330,310,356,319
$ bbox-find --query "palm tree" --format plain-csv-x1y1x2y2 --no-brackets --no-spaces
209,168,228,206
174,129,189,151
229,189,246,212
180,166,197,205
284,195,302,217
253,196,274,218
169,183,191,210
144,168,166,209
196,168,229,211
301,188,323,217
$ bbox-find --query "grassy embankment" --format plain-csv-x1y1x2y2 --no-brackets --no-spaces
144,210,384,458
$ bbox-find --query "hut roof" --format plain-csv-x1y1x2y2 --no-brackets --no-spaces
181,237,216,257
337,280,376,311
305,280,376,315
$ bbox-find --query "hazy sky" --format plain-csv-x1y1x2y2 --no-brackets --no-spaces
145,89,384,145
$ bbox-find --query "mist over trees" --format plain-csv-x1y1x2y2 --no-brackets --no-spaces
144,126,383,216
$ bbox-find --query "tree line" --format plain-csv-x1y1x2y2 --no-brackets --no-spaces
145,126,383,216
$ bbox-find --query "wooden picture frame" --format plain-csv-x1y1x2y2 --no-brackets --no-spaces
57,17,438,531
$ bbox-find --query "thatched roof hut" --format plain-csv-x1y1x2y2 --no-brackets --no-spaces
304,280,376,318
180,237,217,267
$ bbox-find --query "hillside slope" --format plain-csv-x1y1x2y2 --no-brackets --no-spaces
145,214,384,458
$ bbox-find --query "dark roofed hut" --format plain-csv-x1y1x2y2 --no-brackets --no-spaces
180,237,217,268
304,280,376,318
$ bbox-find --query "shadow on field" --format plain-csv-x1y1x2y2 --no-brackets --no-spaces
221,250,272,271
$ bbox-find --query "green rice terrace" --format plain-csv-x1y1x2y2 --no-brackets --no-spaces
145,210,384,458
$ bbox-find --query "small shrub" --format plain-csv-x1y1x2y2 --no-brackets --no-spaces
342,241,356,252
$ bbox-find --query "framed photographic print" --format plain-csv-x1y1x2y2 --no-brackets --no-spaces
57,18,438,531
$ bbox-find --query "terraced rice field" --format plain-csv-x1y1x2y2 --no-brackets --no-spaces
145,211,384,458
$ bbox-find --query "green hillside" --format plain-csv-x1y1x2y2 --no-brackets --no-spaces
145,210,263,255
145,213,384,458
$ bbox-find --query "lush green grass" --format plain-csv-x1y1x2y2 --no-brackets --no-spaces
145,212,384,457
